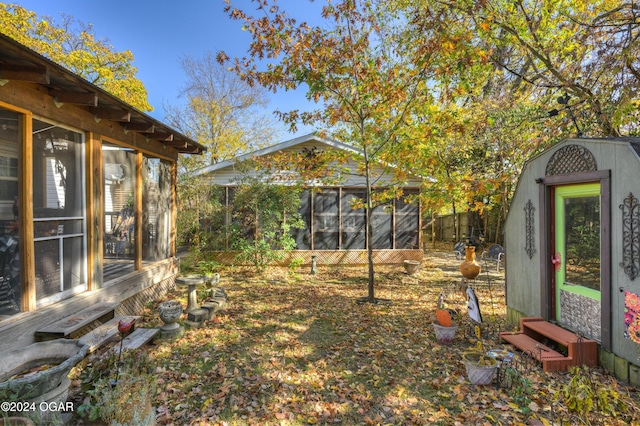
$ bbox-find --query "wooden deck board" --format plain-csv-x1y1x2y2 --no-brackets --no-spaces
500,332,564,360
79,315,140,353
112,328,159,353
523,320,593,345
35,301,118,340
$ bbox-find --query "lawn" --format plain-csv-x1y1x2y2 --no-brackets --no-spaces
71,249,640,425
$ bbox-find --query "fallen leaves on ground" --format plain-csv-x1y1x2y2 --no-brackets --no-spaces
72,250,640,425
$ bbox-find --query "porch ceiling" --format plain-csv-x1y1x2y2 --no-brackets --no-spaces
0,33,206,154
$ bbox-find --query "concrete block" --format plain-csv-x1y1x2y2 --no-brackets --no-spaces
614,355,629,383
187,308,208,323
598,348,615,372
629,363,640,387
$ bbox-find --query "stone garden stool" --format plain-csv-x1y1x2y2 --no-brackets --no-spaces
176,275,206,312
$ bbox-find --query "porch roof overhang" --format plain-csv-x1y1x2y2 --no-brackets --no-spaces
0,33,206,155
190,133,431,184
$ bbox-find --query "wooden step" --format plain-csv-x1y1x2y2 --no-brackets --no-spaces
521,317,598,368
500,332,575,371
500,332,564,360
500,317,598,372
35,301,118,341
79,316,140,353
109,328,159,353
522,317,583,345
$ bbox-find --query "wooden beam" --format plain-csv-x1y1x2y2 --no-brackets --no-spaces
135,151,143,271
88,107,131,122
0,64,50,84
50,90,98,106
123,123,155,133
150,132,174,142
171,161,177,257
86,131,104,290
21,112,36,312
165,140,188,149
182,146,202,154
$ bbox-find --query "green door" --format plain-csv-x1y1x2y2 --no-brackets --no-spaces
554,183,601,324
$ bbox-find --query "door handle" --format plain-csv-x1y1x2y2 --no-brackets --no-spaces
551,252,562,271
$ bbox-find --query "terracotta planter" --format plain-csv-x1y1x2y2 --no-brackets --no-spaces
460,245,481,279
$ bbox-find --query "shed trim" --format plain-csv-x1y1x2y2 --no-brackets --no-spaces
536,169,611,350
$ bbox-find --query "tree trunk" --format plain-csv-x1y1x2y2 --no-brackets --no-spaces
451,200,458,246
364,146,376,302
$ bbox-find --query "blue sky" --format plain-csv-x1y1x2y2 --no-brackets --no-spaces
13,0,321,139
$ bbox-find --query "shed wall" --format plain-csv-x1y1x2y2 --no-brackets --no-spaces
505,138,640,365
505,158,543,317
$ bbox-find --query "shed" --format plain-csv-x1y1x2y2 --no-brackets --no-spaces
192,134,424,265
0,34,204,349
505,137,640,381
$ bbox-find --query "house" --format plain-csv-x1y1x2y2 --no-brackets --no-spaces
504,137,640,383
191,134,424,265
0,33,204,349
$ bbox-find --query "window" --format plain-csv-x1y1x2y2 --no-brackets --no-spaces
313,189,339,249
32,119,87,304
142,156,172,261
341,189,365,249
395,190,420,249
103,143,136,268
0,108,21,316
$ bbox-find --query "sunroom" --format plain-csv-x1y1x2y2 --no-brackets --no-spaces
0,34,204,348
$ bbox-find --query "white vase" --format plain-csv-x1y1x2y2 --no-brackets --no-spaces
433,322,457,344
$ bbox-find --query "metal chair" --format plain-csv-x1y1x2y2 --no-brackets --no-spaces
454,241,466,260
481,244,505,272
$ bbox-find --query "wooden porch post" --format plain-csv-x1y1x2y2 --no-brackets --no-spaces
86,132,103,289
21,112,36,311
170,160,177,257
135,151,143,271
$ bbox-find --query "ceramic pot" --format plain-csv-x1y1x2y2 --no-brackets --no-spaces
433,322,457,344
462,351,497,385
460,245,481,279
158,300,183,331
403,260,420,275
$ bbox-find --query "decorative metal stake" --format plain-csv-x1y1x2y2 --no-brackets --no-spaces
112,318,135,386
620,193,640,280
311,255,317,274
524,200,536,259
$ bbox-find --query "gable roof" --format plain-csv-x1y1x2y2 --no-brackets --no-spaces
0,33,205,154
191,133,360,176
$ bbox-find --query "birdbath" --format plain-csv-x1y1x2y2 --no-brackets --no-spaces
176,275,206,312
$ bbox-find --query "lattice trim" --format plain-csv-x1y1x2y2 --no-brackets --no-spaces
116,276,177,316
208,250,423,266
546,145,597,175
